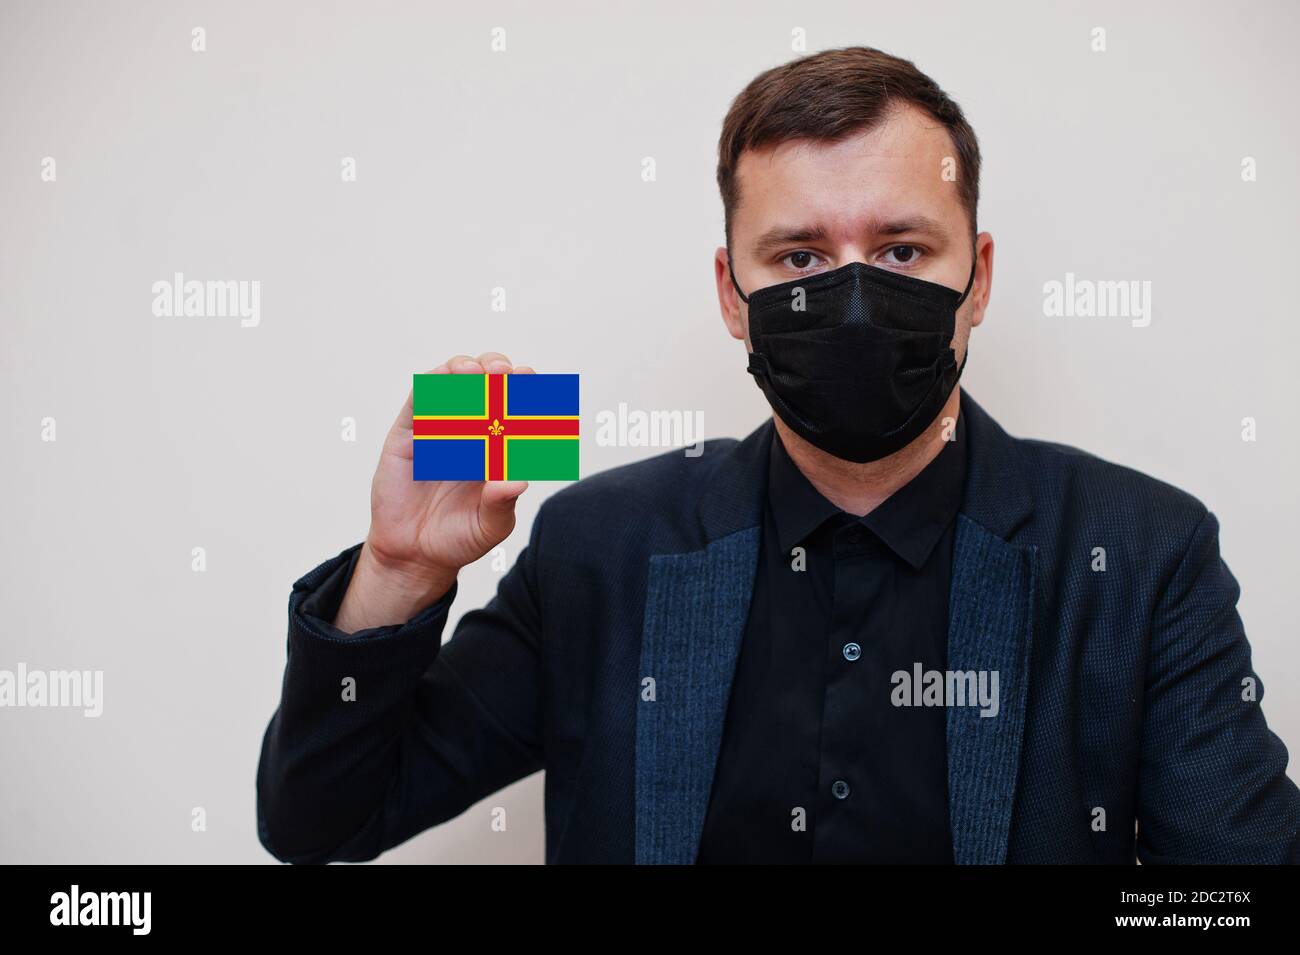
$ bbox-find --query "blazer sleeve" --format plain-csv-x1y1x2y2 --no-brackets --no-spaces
255,509,547,865
1136,508,1300,863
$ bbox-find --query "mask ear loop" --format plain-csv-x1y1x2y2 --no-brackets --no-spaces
727,252,751,305
948,247,978,381
954,248,977,308
730,253,767,376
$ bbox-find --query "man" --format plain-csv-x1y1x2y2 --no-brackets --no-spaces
256,47,1299,864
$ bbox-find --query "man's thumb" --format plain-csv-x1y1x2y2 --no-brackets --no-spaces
478,481,528,533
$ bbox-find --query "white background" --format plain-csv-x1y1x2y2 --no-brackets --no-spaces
1,0,1296,863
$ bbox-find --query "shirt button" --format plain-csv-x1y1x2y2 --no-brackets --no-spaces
842,642,862,662
846,528,864,545
831,779,851,800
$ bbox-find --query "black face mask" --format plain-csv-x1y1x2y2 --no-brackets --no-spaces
729,252,976,463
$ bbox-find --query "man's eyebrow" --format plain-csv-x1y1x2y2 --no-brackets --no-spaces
752,225,829,255
750,217,950,255
876,215,949,239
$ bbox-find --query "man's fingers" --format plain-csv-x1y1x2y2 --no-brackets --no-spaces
476,351,513,373
448,355,484,374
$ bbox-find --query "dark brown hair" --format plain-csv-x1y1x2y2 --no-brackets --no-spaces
717,46,980,248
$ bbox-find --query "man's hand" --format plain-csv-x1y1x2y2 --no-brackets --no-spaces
333,352,532,633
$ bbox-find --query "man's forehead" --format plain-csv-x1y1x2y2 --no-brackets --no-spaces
738,103,954,176
732,104,963,234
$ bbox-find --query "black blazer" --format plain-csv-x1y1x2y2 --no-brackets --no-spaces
256,390,1299,863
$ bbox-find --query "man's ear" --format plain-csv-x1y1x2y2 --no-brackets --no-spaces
715,246,748,342
968,232,994,329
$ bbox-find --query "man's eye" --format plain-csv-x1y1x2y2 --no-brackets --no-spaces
781,250,821,270
884,245,921,264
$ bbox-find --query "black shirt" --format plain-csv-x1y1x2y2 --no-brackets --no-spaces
695,416,968,863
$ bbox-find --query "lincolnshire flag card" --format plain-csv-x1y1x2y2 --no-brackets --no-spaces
412,373,579,481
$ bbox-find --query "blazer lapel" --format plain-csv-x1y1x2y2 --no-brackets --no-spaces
634,422,771,865
946,390,1039,864
635,526,761,864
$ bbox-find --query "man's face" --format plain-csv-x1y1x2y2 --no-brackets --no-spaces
716,102,992,367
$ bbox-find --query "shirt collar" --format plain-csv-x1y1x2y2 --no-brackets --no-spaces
767,415,969,570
